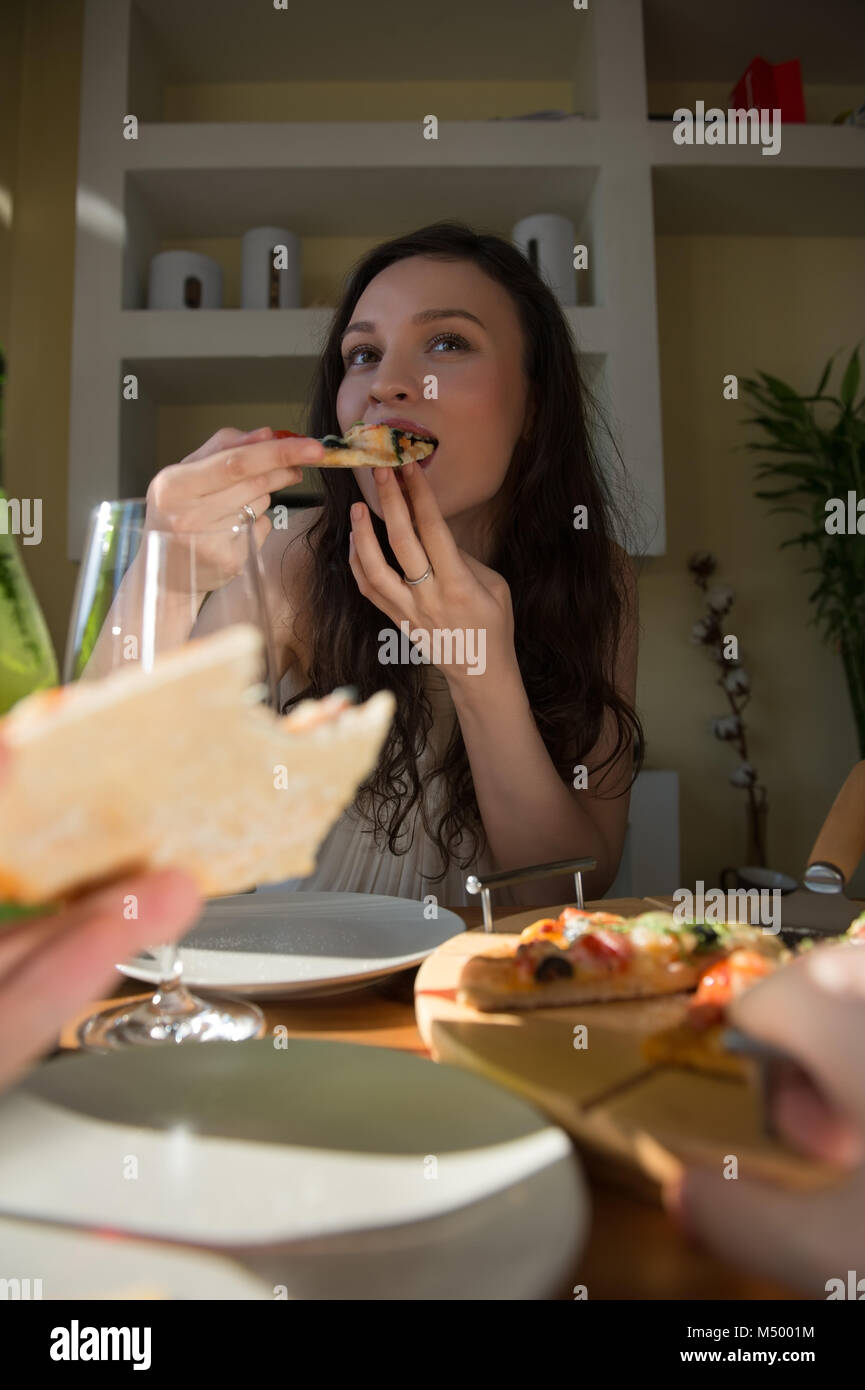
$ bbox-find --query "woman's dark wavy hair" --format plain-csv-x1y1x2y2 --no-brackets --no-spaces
283,221,645,882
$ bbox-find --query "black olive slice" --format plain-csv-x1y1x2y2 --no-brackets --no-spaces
693,923,720,948
534,953,574,982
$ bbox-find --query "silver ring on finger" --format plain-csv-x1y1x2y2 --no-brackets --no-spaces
239,502,257,525
403,558,433,586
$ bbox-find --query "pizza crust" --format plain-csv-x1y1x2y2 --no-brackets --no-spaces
0,625,395,903
457,953,706,1013
319,447,403,469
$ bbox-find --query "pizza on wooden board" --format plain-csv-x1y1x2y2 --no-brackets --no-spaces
456,907,786,1013
274,423,435,469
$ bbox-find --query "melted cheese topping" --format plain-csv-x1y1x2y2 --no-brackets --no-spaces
343,423,435,465
519,909,626,950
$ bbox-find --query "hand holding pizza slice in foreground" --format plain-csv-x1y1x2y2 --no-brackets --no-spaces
0,624,395,905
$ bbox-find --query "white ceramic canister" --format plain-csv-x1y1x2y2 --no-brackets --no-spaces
241,227,301,308
147,250,224,309
511,214,577,305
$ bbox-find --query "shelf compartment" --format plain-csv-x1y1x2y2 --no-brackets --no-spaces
129,0,598,119
120,305,612,387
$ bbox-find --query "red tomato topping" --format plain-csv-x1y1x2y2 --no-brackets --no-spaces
521,918,560,939
272,430,303,439
687,949,774,1031
570,929,634,972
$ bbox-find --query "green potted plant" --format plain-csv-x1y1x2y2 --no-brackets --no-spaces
740,347,865,757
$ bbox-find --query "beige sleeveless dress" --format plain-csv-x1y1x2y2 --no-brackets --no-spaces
274,660,518,909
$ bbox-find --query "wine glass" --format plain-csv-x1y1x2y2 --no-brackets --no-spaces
64,498,278,1048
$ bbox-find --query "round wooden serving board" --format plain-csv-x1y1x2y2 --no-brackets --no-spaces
414,930,840,1203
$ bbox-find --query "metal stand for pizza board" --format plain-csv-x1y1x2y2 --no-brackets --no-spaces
466,857,598,933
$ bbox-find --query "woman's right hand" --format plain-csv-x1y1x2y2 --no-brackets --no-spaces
144,426,324,594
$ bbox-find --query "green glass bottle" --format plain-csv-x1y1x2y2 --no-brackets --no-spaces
0,489,59,713
0,351,59,714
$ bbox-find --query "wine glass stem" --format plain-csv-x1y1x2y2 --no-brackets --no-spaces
150,943,199,1020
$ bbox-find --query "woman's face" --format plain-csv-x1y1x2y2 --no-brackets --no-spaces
336,256,531,535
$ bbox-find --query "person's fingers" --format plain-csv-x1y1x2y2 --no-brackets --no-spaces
181,435,323,499
396,459,462,578
666,1162,865,1295
0,905,74,975
180,426,257,463
235,492,273,524
178,470,300,528
371,467,430,581
770,1062,865,1166
0,862,201,977
349,500,410,612
0,869,202,1090
252,513,273,550
729,943,865,1131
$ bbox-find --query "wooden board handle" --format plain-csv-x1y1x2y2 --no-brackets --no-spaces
807,760,865,883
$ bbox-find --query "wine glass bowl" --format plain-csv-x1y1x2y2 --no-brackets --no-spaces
65,498,276,1048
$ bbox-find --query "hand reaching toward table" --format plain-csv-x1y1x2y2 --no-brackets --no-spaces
0,739,203,1091
665,942,865,1295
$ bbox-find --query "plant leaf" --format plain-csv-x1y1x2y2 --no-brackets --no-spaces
753,485,810,500
755,372,811,420
815,353,837,398
840,347,861,410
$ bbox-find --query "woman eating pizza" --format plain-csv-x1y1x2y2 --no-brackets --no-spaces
145,222,645,908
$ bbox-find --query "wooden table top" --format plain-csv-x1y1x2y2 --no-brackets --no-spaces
57,895,805,1300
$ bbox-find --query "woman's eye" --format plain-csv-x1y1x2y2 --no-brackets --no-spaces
343,344,378,367
429,332,469,352
343,332,469,368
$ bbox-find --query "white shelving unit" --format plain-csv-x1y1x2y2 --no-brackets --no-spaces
67,0,661,557
67,0,865,558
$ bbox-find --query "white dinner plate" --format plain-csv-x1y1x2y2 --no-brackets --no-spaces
118,891,466,998
0,1041,589,1300
0,1217,273,1300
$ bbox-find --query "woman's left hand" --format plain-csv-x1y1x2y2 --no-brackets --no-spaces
348,463,515,689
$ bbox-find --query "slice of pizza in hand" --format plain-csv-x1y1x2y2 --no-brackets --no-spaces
275,423,436,469
641,948,784,1079
0,624,395,905
457,908,783,1013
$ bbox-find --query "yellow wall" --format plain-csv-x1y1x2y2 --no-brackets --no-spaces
0,2,25,351
164,80,578,123
2,2,863,891
2,0,82,650
644,235,865,893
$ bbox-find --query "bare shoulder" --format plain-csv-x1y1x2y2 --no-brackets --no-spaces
260,505,324,677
